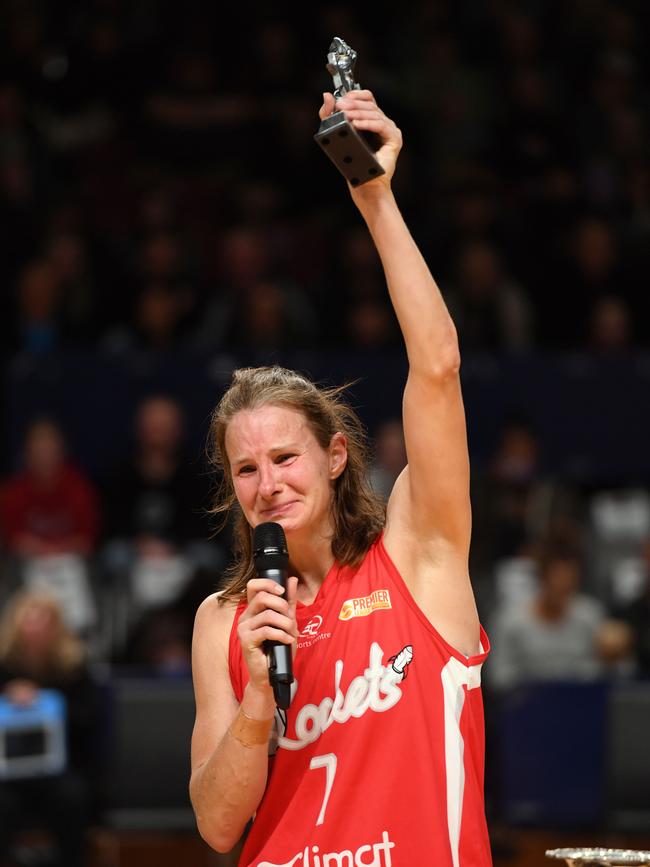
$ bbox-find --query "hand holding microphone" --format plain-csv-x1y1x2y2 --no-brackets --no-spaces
237,522,297,710
253,522,295,709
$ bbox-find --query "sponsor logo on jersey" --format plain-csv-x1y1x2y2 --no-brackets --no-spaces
279,642,413,752
300,615,323,637
297,615,332,650
257,830,395,867
338,589,392,621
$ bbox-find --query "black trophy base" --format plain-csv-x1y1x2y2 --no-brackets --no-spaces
314,111,385,187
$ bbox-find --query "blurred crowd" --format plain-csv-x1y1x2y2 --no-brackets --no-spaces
1,0,650,859
1,0,649,366
1,0,647,664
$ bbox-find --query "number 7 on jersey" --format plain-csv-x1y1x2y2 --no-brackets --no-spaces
309,753,338,826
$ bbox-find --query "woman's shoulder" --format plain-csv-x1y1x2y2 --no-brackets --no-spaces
194,591,242,641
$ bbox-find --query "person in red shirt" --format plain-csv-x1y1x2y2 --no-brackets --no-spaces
190,91,491,866
0,418,100,558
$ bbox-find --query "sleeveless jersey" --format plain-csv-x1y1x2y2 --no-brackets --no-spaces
229,535,492,867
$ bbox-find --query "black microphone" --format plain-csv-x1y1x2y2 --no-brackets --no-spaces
252,521,294,709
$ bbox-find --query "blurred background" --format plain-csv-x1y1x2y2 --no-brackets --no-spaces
0,0,649,865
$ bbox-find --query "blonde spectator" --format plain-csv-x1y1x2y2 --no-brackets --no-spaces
0,591,101,867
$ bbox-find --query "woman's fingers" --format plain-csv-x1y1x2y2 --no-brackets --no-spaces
339,89,376,105
244,589,290,620
337,92,382,113
243,608,297,638
246,578,286,603
334,96,401,152
320,90,383,121
319,91,337,120
242,624,295,646
240,576,300,650
336,107,384,121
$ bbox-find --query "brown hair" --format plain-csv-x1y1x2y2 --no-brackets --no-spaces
207,366,386,603
0,591,85,679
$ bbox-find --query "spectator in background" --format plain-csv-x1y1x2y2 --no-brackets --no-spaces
497,62,565,185
10,259,63,356
587,294,634,354
193,225,272,351
225,278,317,353
551,216,637,346
101,395,221,664
369,418,407,500
469,415,570,615
478,417,544,563
345,296,399,350
139,229,195,289
102,281,192,354
489,546,632,690
572,218,622,296
0,418,99,561
44,228,98,344
0,591,101,867
0,418,100,633
102,395,210,554
445,239,533,352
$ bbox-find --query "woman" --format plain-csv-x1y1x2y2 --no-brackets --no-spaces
0,591,100,867
190,90,491,866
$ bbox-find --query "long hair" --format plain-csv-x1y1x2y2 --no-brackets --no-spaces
207,366,386,603
0,590,85,679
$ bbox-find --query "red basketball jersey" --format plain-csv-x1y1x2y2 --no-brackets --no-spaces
229,535,492,867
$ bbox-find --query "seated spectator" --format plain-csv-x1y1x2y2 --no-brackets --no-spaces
489,546,632,690
345,296,400,350
120,605,192,677
102,280,194,354
0,419,100,632
551,216,638,346
587,294,634,354
10,259,64,356
101,395,222,660
0,419,99,561
471,416,558,576
445,239,534,353
44,228,98,344
369,418,407,501
0,591,101,867
225,279,317,352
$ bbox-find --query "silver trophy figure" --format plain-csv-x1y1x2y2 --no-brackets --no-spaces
314,37,385,187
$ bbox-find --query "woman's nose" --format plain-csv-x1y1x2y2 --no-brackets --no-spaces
258,463,281,497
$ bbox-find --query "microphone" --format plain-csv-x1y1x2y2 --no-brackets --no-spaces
252,521,294,709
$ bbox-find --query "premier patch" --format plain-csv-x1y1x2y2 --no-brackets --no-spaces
338,589,392,620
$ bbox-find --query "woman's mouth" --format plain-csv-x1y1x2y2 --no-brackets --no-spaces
262,501,297,517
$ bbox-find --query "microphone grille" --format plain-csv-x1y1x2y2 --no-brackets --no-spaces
253,521,288,559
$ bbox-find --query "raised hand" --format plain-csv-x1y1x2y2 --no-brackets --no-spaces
319,90,402,189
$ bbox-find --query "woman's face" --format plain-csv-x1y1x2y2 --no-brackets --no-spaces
225,405,347,538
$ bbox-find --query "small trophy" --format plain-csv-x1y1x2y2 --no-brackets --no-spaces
314,37,385,187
